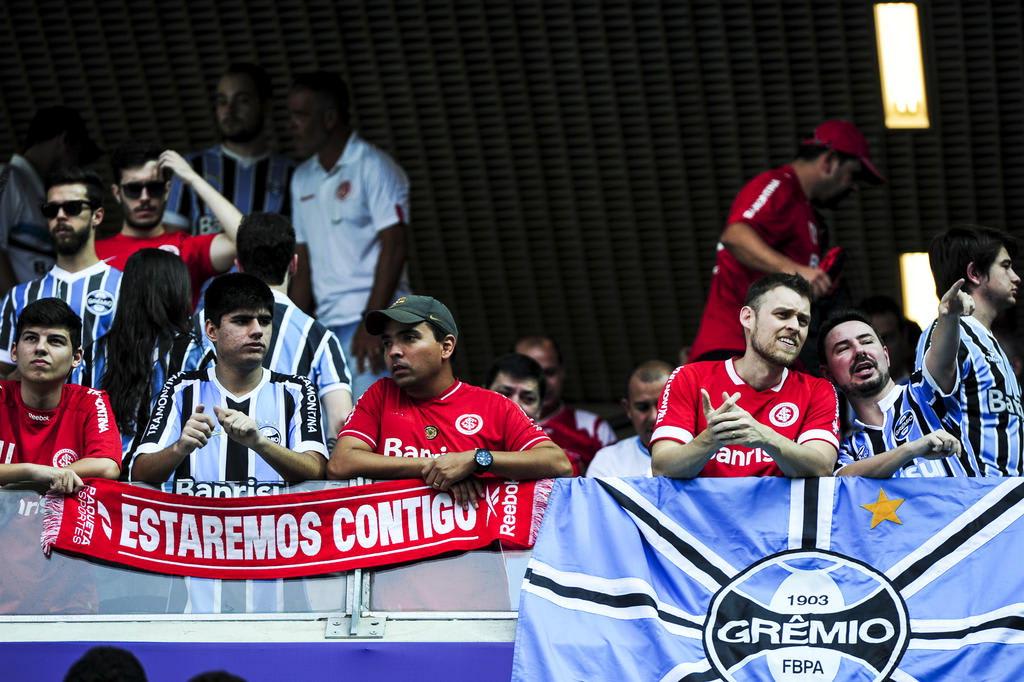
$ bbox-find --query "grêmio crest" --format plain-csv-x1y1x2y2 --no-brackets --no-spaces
703,549,908,681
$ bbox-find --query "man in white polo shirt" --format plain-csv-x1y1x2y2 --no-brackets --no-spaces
288,71,409,399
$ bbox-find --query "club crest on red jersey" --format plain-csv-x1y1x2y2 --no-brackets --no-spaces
456,414,484,436
769,402,800,428
53,448,78,468
424,425,439,440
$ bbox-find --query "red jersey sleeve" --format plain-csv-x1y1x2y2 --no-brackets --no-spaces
338,380,385,449
180,234,218,282
81,389,123,466
651,365,699,445
795,377,840,452
497,396,552,452
726,170,799,244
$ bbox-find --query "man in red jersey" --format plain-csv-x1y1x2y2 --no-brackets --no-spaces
0,298,121,492
689,120,885,363
95,141,243,304
652,274,838,478
514,334,616,475
329,295,572,506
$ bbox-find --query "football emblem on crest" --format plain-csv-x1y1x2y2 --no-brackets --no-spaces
455,414,483,436
53,448,78,468
769,402,800,428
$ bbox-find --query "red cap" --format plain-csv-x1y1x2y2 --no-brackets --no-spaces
802,120,885,185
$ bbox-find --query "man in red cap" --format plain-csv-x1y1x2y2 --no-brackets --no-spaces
689,120,884,366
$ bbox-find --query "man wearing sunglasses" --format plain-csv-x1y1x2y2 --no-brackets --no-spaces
0,168,121,378
95,141,242,306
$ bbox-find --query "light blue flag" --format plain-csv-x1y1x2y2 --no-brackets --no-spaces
512,477,1024,681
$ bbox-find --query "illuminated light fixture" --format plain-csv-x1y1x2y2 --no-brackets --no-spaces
874,3,930,129
900,252,939,329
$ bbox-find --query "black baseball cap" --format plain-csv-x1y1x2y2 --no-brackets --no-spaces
364,295,459,338
26,106,102,165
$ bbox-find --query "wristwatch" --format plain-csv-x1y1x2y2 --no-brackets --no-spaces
474,448,493,473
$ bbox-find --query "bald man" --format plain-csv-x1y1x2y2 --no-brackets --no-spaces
586,360,674,478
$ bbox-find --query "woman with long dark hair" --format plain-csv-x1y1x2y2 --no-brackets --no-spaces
95,248,200,470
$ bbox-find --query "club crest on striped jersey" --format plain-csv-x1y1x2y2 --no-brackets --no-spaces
704,549,908,681
456,414,483,436
893,411,914,442
258,425,282,445
86,290,115,315
769,402,800,428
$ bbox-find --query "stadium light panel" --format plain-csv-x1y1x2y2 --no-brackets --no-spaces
900,252,939,329
875,3,930,129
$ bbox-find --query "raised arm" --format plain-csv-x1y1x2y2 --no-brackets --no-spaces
924,279,974,395
158,150,242,272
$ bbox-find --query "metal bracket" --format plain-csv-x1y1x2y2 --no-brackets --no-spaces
324,614,386,639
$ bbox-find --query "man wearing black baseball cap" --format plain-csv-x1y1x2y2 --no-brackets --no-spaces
329,294,572,506
0,106,102,295
689,119,885,367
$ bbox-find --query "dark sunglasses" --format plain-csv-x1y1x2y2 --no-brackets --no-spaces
120,181,167,200
40,200,100,219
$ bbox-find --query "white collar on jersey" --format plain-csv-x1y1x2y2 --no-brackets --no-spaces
208,366,271,402
876,383,904,413
218,144,269,168
725,357,788,392
49,260,111,282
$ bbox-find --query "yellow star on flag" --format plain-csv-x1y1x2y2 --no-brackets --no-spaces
862,489,905,529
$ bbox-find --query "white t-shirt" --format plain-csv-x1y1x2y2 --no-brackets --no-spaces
585,435,653,478
0,155,53,283
291,132,410,327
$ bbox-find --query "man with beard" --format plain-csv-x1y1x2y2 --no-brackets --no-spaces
652,274,839,478
820,282,971,478
0,168,121,377
96,141,242,305
914,226,1024,476
689,120,885,364
165,64,295,236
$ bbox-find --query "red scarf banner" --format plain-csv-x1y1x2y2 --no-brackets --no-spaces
41,478,552,580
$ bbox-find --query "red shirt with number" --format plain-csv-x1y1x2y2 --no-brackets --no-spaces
340,378,553,458
96,232,218,306
689,165,823,360
650,359,839,477
0,380,122,469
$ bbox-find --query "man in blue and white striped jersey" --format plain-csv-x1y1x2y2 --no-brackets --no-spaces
193,212,353,446
913,225,1023,476
131,273,327,487
820,279,971,477
164,63,294,236
0,168,121,377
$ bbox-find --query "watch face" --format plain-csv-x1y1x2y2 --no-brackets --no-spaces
475,449,493,468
